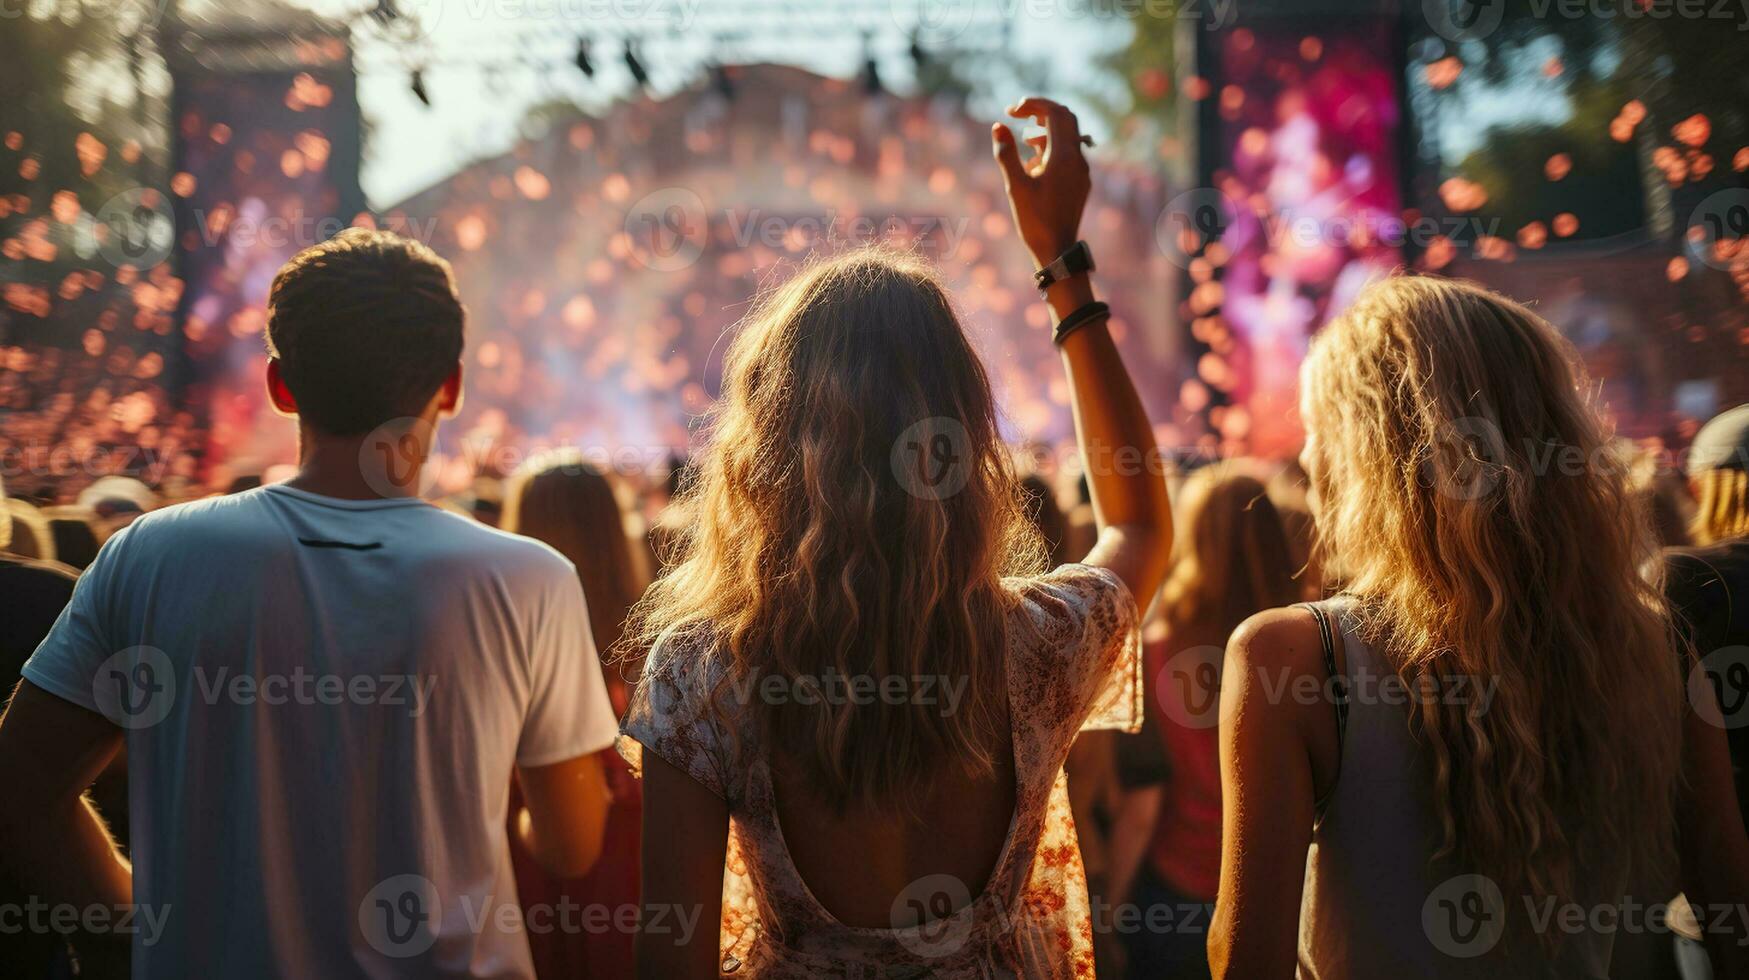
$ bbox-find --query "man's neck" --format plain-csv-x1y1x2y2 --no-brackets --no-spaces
285,427,429,501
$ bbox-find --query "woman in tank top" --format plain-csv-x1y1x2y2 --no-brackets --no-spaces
1208,276,1749,978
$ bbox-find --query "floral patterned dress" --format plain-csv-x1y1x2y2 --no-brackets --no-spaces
619,564,1142,979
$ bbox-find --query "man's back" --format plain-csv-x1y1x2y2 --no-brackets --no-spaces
23,484,616,978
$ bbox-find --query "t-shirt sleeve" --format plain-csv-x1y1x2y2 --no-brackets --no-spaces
617,632,732,801
21,526,131,717
516,568,620,767
1011,563,1144,734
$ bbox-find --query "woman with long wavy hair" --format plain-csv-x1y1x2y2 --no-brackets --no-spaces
1110,462,1298,979
501,455,651,979
1208,276,1749,977
617,99,1172,978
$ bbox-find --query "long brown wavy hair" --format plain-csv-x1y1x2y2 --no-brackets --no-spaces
1300,276,1683,920
624,249,1046,812
1159,462,1298,642
503,453,650,708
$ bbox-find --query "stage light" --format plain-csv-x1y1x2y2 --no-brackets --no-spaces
410,69,430,107
574,38,594,78
624,39,649,88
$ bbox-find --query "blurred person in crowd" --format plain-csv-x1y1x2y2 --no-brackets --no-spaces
1624,438,1694,549
1265,458,1324,600
1210,277,1749,977
501,453,649,979
75,476,159,517
0,230,617,979
1668,404,1749,818
4,497,57,561
644,454,693,574
1109,461,1297,980
620,100,1172,978
0,478,104,977
0,473,79,735
43,508,102,570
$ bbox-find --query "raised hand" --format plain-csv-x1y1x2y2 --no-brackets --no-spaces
992,97,1093,270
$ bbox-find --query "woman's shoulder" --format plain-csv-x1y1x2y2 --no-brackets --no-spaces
1004,562,1137,634
619,626,745,800
1003,563,1146,734
1227,604,1325,675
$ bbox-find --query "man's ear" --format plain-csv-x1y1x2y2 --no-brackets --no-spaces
266,359,299,417
437,363,463,417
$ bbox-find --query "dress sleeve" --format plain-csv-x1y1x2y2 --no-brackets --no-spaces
617,631,734,801
1009,563,1144,734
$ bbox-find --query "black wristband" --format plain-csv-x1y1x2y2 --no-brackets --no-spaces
1035,241,1096,292
1052,301,1111,347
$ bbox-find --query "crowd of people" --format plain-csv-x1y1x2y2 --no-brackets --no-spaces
2,97,1749,980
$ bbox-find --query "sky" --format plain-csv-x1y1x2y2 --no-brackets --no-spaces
289,0,1138,207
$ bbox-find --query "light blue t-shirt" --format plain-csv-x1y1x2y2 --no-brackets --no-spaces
23,484,618,978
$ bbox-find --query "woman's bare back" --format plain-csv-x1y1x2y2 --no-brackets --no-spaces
771,719,1019,929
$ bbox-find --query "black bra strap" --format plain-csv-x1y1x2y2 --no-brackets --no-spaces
1300,602,1348,761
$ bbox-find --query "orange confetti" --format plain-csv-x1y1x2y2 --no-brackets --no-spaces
1438,177,1488,212
1673,114,1711,148
1545,154,1572,181
513,166,550,201
455,214,487,251
1667,256,1689,281
1553,213,1579,237
1425,57,1463,91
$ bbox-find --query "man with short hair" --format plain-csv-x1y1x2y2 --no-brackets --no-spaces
0,229,616,977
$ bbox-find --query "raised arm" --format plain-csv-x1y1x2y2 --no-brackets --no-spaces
993,97,1173,604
